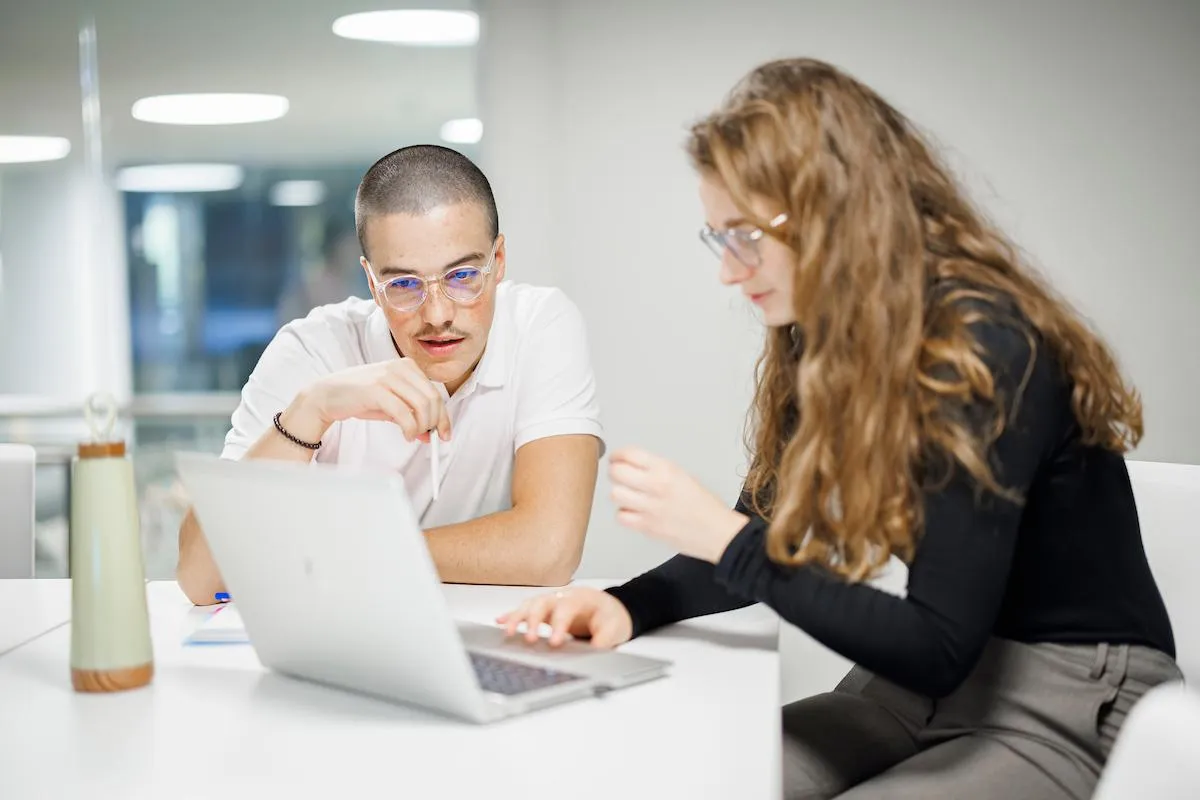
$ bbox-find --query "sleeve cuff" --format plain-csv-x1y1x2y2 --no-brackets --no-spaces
604,570,695,640
219,441,248,461
604,581,653,640
515,419,606,457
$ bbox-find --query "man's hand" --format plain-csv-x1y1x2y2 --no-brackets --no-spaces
178,357,452,605
290,359,453,443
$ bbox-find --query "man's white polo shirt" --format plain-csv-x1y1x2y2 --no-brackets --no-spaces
221,281,604,528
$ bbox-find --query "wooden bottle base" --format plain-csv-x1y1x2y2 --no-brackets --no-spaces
71,662,154,693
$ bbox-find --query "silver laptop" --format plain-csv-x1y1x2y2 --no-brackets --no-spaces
0,444,36,579
174,452,669,723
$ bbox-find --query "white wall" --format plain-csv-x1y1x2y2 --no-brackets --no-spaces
477,0,1200,703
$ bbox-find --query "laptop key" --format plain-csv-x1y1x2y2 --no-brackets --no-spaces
469,652,584,696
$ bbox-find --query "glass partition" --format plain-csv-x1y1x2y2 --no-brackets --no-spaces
1,2,481,578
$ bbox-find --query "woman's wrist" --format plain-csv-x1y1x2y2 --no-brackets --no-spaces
702,510,751,564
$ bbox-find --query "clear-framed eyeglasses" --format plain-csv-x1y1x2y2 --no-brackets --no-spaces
369,238,500,312
699,213,789,268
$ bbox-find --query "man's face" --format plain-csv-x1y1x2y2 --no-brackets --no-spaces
360,203,505,394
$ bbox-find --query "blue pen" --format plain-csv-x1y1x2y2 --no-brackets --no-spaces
214,592,231,603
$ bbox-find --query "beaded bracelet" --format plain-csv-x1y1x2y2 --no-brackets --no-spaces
273,411,321,450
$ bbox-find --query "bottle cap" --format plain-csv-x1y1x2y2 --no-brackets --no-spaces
78,393,125,460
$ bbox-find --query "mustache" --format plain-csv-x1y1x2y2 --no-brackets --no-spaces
415,326,469,340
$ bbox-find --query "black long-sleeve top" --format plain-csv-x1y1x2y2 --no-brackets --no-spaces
607,318,1175,698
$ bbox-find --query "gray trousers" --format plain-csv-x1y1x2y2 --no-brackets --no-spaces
782,638,1183,799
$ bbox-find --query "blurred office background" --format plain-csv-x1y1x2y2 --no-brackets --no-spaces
2,0,1197,603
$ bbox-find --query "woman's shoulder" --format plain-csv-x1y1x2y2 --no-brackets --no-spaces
930,282,1072,429
923,285,1076,488
930,281,1044,376
969,311,1039,379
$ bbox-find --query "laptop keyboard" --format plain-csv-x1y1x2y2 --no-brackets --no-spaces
469,652,584,696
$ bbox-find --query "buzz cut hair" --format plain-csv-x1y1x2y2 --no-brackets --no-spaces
354,144,499,258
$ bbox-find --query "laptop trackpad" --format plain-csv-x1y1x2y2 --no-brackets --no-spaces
459,620,594,657
457,621,668,684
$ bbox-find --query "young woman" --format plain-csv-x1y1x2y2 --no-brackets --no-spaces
498,58,1180,799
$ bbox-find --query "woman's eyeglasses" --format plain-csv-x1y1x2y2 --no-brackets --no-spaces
699,213,788,268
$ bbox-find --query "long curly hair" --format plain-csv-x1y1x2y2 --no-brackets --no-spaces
687,58,1142,581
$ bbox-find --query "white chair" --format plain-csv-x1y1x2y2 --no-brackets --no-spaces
1091,461,1200,797
1092,681,1200,799
0,444,36,578
1126,459,1200,681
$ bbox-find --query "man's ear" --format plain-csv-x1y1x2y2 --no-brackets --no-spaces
361,256,382,308
493,233,507,283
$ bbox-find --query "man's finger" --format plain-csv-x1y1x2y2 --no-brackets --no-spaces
373,388,418,440
409,378,442,440
411,378,449,440
392,359,445,431
391,357,428,381
383,373,431,433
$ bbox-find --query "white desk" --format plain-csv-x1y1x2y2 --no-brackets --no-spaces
0,580,781,800
0,579,71,656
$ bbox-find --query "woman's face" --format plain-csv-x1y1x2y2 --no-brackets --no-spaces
698,173,798,327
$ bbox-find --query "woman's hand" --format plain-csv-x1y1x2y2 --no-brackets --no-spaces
497,587,634,648
608,447,749,563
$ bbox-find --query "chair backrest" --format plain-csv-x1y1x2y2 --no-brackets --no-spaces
1126,459,1200,681
1092,681,1200,799
0,444,36,578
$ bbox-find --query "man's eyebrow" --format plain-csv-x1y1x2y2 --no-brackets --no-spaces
441,251,486,270
376,251,486,279
377,266,419,278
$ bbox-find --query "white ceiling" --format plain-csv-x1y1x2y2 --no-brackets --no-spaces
0,0,480,169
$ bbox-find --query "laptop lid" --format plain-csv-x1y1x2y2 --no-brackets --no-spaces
174,452,489,720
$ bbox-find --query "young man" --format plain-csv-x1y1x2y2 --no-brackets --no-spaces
176,145,604,605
